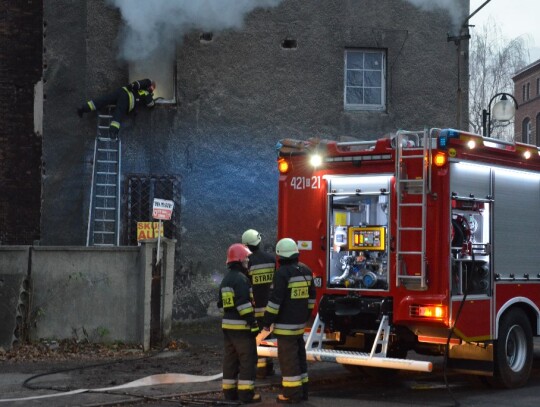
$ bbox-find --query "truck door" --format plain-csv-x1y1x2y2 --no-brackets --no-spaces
450,162,493,341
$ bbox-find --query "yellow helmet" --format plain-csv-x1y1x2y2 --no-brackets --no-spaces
276,238,299,258
242,229,261,246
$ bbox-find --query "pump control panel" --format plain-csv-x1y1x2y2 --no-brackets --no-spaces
348,226,385,251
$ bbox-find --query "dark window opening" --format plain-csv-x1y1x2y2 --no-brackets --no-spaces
281,38,297,49
200,32,214,43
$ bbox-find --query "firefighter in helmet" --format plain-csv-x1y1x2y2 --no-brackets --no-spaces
241,228,276,379
263,238,316,404
217,243,261,404
77,78,156,139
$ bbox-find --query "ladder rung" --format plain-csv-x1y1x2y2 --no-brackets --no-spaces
98,115,113,119
398,203,423,207
95,195,116,199
398,227,423,231
398,275,423,280
97,160,118,164
401,154,424,159
95,219,115,222
398,179,423,183
96,183,117,187
94,231,115,235
95,207,115,210
97,148,118,153
398,251,423,255
94,243,115,247
96,171,117,175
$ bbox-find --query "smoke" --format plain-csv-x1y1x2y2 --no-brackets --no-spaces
405,0,467,33
106,0,284,63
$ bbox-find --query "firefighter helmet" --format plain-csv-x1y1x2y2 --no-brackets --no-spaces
242,229,261,246
226,243,252,264
276,238,299,259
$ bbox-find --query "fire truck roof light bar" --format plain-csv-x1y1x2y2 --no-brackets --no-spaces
324,154,392,163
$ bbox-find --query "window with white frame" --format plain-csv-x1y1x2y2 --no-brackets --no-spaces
344,49,386,111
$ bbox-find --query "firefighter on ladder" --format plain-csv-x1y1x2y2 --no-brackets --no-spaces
77,78,156,139
217,243,262,404
241,228,277,379
263,238,316,404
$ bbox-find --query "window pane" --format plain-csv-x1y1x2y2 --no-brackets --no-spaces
364,88,382,105
344,49,385,109
346,88,363,104
364,53,382,69
347,71,363,86
364,71,381,87
347,52,363,69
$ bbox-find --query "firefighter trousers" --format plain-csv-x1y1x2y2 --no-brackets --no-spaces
222,329,258,402
276,334,308,401
256,317,274,378
81,88,130,130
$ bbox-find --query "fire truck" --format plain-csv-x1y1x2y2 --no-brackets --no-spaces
259,128,540,389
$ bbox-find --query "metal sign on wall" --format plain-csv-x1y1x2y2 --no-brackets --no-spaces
152,198,174,220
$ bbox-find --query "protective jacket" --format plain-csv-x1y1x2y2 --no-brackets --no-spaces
218,264,258,333
247,248,276,319
263,259,315,336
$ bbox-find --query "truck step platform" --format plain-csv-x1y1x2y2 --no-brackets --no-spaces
256,345,433,372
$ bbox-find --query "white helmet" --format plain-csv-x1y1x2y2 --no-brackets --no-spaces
242,229,261,246
276,238,299,259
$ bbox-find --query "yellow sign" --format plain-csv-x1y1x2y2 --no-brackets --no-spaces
137,222,164,241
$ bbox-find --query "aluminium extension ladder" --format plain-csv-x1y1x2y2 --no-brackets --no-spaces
86,112,121,246
394,130,431,290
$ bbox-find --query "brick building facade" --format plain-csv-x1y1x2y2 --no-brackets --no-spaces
0,1,42,244
513,59,540,145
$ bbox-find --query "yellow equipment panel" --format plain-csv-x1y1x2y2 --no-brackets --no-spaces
348,226,385,251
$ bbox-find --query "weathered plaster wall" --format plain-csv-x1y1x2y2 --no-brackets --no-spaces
42,0,469,319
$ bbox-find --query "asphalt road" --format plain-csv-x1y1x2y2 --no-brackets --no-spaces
2,337,540,406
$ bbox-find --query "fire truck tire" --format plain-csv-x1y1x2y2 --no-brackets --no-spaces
492,308,533,388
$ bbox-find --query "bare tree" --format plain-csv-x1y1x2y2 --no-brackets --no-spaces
468,19,529,140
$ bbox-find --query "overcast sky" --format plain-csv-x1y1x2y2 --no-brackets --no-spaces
469,0,540,62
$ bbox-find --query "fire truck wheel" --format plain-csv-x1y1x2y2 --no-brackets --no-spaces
492,308,533,388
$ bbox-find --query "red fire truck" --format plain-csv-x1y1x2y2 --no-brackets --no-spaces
263,128,540,388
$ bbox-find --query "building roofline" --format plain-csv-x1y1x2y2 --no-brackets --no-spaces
513,58,540,80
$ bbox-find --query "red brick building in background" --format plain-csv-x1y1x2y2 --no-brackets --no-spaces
513,59,540,145
0,1,42,244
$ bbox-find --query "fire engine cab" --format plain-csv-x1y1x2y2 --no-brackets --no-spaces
264,128,540,388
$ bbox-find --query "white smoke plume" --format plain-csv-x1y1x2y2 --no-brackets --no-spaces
107,0,284,62
405,0,468,34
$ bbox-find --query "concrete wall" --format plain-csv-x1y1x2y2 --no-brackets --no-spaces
41,0,470,320
0,239,175,351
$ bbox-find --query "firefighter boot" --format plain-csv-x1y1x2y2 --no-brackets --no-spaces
240,393,261,404
302,383,308,401
276,394,302,404
223,389,238,401
256,358,274,379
